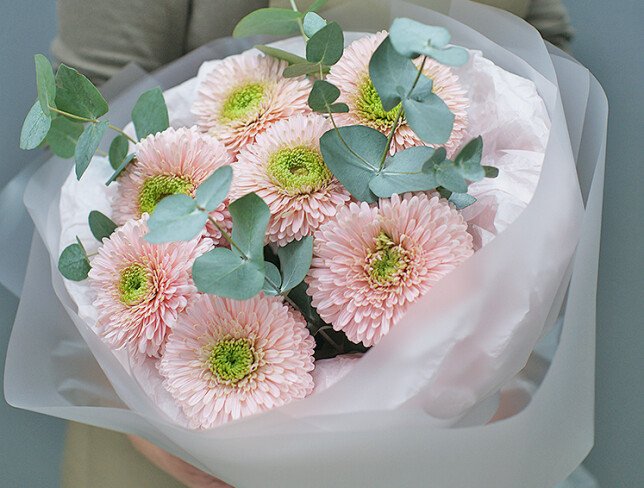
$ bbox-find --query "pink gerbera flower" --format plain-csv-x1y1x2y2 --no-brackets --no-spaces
306,193,473,347
231,114,351,245
327,31,469,156
113,127,233,246
159,294,315,429
192,51,311,153
88,216,211,359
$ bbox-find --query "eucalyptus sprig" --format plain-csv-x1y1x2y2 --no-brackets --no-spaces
234,8,498,208
20,54,169,180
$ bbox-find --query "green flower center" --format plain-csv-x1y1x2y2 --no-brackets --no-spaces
138,174,194,215
367,232,409,285
208,338,257,384
356,77,401,129
221,83,265,122
118,263,151,306
267,146,331,195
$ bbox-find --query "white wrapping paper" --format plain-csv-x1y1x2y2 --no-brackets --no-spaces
4,1,606,486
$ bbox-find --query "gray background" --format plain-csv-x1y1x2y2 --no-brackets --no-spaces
0,0,642,486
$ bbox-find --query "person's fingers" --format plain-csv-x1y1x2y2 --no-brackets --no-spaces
128,435,233,488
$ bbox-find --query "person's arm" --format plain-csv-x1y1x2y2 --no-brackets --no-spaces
128,436,233,488
525,0,574,51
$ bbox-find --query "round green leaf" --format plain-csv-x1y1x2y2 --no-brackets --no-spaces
389,18,451,57
229,193,270,262
108,135,129,169
434,160,468,193
303,12,326,37
35,54,56,116
454,136,485,181
105,153,135,185
20,101,51,150
262,261,282,296
75,120,108,179
55,64,108,119
369,146,438,197
283,62,323,78
46,117,84,158
402,94,454,145
131,87,169,140
277,236,313,293
145,194,207,243
233,8,303,38
58,241,91,281
306,21,344,66
369,37,432,111
195,165,233,212
319,125,384,202
255,45,308,66
88,210,117,241
448,192,477,209
193,248,265,300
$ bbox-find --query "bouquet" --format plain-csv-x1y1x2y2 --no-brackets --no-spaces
5,1,606,486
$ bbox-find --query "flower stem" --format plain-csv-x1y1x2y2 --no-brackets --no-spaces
377,56,428,171
205,214,247,259
49,106,137,145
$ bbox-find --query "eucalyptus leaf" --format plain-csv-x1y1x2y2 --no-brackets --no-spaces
45,117,84,158
319,125,384,202
369,146,438,197
35,54,56,115
308,80,348,113
277,236,313,293
262,261,282,296
369,37,432,111
55,64,108,119
195,165,233,212
88,210,117,241
229,193,270,262
283,62,323,78
484,165,499,178
193,247,265,300
145,194,207,243
454,136,484,181
448,192,477,209
20,101,51,150
233,8,303,38
306,21,344,66
255,45,308,65
434,160,468,193
75,120,108,179
105,153,135,185
131,87,169,140
389,18,451,56
58,239,91,281
422,146,447,171
303,12,326,37
402,93,454,144
425,46,469,66
108,134,129,169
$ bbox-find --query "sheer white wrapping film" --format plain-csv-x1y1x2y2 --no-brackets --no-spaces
4,1,606,487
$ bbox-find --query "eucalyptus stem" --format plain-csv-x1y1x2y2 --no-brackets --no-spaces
289,0,308,40
205,214,247,258
377,55,428,171
49,106,137,145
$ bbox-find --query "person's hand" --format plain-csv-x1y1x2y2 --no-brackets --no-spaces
128,435,233,488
